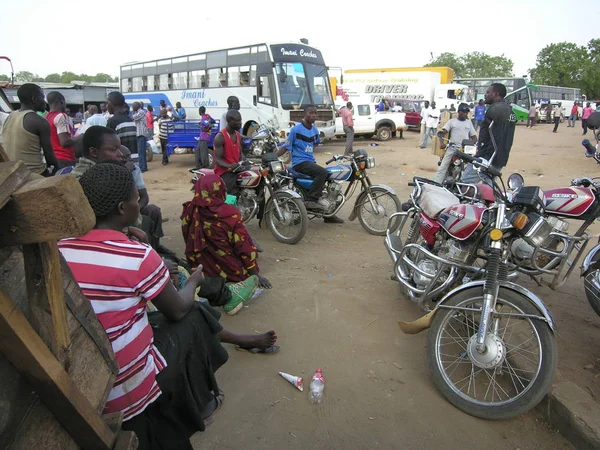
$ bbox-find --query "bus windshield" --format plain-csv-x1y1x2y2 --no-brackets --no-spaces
276,62,333,109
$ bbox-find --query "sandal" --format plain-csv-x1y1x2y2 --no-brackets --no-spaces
203,389,225,427
235,345,280,355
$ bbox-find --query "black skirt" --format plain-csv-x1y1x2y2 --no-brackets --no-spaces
122,302,229,450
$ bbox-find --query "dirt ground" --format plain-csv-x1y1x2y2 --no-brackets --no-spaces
140,120,600,450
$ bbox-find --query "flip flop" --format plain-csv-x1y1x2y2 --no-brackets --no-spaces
235,345,280,355
203,389,225,427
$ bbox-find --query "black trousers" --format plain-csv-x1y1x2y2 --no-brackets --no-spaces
293,161,328,202
220,171,238,195
198,276,232,306
583,119,588,134
553,117,560,132
195,140,210,169
160,138,169,163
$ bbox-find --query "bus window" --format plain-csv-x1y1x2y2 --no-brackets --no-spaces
121,78,130,93
276,63,310,107
219,71,228,87
132,77,143,92
159,74,169,90
173,72,187,90
189,70,206,88
228,67,240,87
258,75,274,106
239,66,250,86
146,75,156,91
207,68,221,88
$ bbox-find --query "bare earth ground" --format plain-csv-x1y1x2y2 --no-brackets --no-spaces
140,121,600,450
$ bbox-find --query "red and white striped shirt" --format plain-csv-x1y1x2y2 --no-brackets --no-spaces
58,229,170,421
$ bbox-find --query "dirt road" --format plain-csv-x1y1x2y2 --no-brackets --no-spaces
141,121,596,449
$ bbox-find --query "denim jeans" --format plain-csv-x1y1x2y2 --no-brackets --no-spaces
421,127,436,148
137,135,148,172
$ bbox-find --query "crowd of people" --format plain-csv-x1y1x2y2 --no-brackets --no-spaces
0,83,281,450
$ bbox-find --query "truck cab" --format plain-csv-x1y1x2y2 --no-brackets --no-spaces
334,104,406,141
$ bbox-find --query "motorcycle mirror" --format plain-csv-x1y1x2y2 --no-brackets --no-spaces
279,71,287,83
507,173,524,191
340,74,344,85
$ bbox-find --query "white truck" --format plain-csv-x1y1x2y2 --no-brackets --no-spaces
334,103,406,141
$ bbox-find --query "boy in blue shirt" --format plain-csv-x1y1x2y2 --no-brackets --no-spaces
277,105,343,223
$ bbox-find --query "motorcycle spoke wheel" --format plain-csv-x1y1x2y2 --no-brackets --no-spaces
265,195,307,245
427,287,557,420
357,188,401,236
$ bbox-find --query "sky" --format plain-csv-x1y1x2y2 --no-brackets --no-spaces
1,0,597,80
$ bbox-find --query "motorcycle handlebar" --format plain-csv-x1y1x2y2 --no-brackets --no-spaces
455,151,502,178
325,157,336,165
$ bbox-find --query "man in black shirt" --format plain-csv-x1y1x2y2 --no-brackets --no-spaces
461,82,516,185
106,91,138,159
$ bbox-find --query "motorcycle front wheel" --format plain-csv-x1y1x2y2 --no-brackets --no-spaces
427,286,557,420
583,261,600,317
357,187,402,236
265,192,308,245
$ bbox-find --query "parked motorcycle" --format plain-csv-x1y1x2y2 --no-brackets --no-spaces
241,124,283,159
276,149,402,235
437,138,477,183
385,126,557,420
189,153,308,245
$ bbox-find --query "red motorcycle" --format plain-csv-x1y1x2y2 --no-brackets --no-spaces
190,153,308,245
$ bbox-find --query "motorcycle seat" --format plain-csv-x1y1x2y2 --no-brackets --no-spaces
419,184,460,218
286,168,313,180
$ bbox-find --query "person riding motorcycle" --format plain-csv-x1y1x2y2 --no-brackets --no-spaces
214,110,248,195
276,105,344,224
433,103,477,183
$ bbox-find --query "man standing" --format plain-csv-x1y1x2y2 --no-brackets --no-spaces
146,105,156,140
75,108,84,122
582,102,594,135
552,103,563,133
173,102,186,121
420,101,439,148
83,105,92,121
433,103,477,183
132,102,148,172
100,102,110,120
568,103,579,127
418,101,430,147
2,83,58,175
158,109,174,165
195,106,215,169
46,91,76,169
276,105,344,224
213,110,244,195
527,103,537,128
220,96,240,131
461,83,516,185
106,91,138,165
85,105,108,127
336,102,354,156
474,100,486,131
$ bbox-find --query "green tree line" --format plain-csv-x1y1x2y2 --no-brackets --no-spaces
0,71,118,83
425,39,600,98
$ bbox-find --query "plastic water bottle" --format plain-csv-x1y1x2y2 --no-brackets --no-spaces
309,368,326,404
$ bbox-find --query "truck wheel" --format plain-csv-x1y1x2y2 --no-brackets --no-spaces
376,127,391,141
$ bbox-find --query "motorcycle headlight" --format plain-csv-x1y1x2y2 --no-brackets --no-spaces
366,156,375,169
270,160,285,173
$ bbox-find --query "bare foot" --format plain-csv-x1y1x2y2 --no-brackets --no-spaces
237,330,277,350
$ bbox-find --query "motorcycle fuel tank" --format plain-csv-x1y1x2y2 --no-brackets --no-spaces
236,169,262,188
438,204,487,240
326,164,353,181
419,212,441,246
544,187,596,217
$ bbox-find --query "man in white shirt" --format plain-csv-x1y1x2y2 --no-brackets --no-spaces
85,105,108,127
420,101,440,148
418,101,430,147
392,102,403,112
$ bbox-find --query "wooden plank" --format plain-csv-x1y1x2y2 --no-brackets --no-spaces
23,242,72,369
0,175,95,246
113,431,138,450
0,143,8,163
0,289,116,450
0,161,31,210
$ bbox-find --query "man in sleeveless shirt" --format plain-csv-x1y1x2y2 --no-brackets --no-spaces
46,91,76,169
214,109,246,195
2,83,58,175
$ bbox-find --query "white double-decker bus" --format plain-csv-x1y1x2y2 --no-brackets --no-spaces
120,41,336,138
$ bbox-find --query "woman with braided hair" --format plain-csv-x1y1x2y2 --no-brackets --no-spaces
58,162,279,450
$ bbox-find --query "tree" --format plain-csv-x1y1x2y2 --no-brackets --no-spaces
529,40,600,99
0,74,9,81
45,73,61,82
92,73,117,82
15,70,43,82
425,52,513,78
59,71,79,83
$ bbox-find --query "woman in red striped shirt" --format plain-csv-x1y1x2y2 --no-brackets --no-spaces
58,162,278,450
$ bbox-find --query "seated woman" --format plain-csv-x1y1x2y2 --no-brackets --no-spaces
181,173,271,289
58,162,279,450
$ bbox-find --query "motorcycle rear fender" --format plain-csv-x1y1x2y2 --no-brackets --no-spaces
399,281,556,335
348,184,397,221
582,242,600,275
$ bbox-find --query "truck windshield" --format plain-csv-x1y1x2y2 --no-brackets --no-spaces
276,62,333,109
